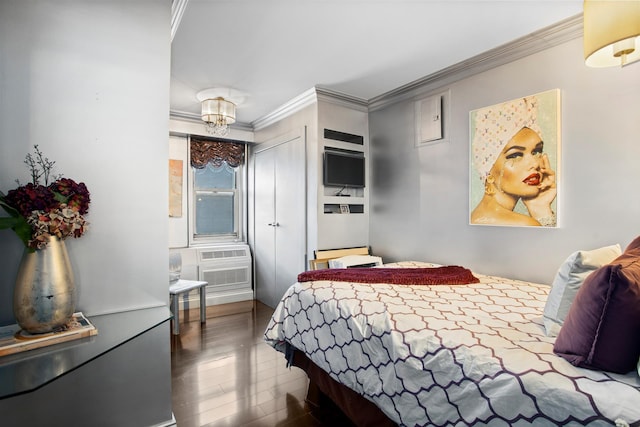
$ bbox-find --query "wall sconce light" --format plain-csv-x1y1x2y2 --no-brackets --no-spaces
584,0,640,67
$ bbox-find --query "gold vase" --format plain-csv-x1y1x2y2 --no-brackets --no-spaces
13,236,76,334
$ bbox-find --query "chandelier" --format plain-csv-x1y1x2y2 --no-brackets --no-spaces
196,88,245,137
200,97,236,136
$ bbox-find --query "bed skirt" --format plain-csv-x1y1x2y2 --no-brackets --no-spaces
292,349,397,427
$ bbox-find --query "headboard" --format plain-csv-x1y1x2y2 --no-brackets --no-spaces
309,246,370,270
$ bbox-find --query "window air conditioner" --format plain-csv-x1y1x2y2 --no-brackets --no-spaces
196,244,253,305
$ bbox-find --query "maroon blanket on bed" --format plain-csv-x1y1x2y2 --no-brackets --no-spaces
297,266,479,285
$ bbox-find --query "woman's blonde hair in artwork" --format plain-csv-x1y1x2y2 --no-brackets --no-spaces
472,95,542,181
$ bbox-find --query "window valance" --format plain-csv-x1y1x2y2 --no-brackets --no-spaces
190,137,245,168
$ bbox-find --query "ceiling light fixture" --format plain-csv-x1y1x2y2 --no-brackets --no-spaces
196,88,245,137
583,0,640,67
201,97,236,136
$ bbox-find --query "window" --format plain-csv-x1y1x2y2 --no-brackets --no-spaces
189,138,245,244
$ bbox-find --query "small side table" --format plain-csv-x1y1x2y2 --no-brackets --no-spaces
169,279,208,335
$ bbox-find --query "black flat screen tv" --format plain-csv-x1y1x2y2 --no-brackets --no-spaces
323,150,365,188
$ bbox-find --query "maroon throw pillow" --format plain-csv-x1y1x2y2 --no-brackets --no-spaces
553,247,640,374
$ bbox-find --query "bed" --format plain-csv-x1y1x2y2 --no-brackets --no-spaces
264,256,640,427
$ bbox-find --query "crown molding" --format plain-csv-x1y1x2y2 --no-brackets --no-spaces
251,86,368,131
251,87,318,131
368,14,583,111
169,109,254,132
171,0,189,42
169,109,200,122
315,86,368,111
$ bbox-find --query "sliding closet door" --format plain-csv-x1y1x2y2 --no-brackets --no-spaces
253,130,306,308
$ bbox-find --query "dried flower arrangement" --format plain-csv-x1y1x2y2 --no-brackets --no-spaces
0,146,90,251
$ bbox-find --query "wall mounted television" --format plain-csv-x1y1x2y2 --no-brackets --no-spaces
323,149,365,188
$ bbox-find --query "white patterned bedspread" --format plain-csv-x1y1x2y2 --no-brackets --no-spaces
264,262,640,427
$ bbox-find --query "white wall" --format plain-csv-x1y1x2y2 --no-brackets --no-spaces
0,0,171,321
369,37,640,285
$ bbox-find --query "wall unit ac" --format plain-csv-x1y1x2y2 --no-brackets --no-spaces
196,244,253,306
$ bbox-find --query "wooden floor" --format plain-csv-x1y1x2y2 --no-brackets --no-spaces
170,300,354,427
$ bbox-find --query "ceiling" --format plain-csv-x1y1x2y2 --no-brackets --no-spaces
170,0,583,128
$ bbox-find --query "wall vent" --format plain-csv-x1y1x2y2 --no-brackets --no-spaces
199,247,248,261
324,128,363,145
201,266,250,294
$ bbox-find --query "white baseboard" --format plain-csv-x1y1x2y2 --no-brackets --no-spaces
206,289,254,305
180,289,254,307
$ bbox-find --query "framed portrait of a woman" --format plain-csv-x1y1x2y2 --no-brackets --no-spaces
469,89,560,227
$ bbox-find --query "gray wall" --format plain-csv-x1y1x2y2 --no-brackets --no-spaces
0,0,171,321
0,1,173,425
369,37,640,285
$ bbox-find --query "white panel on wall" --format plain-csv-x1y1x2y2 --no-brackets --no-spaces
414,89,450,147
415,94,442,144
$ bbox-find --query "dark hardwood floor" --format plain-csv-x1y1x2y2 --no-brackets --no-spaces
170,300,353,427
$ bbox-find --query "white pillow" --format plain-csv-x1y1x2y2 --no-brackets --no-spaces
543,244,621,337
328,255,383,269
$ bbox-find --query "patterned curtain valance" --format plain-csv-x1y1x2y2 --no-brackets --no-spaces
190,137,245,169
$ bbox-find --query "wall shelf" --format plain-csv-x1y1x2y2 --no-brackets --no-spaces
324,196,365,205
324,203,364,214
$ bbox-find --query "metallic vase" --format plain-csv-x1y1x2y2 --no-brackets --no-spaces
13,236,76,334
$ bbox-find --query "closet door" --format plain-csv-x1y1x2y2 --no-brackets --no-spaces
273,137,306,306
253,131,306,308
254,148,277,307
